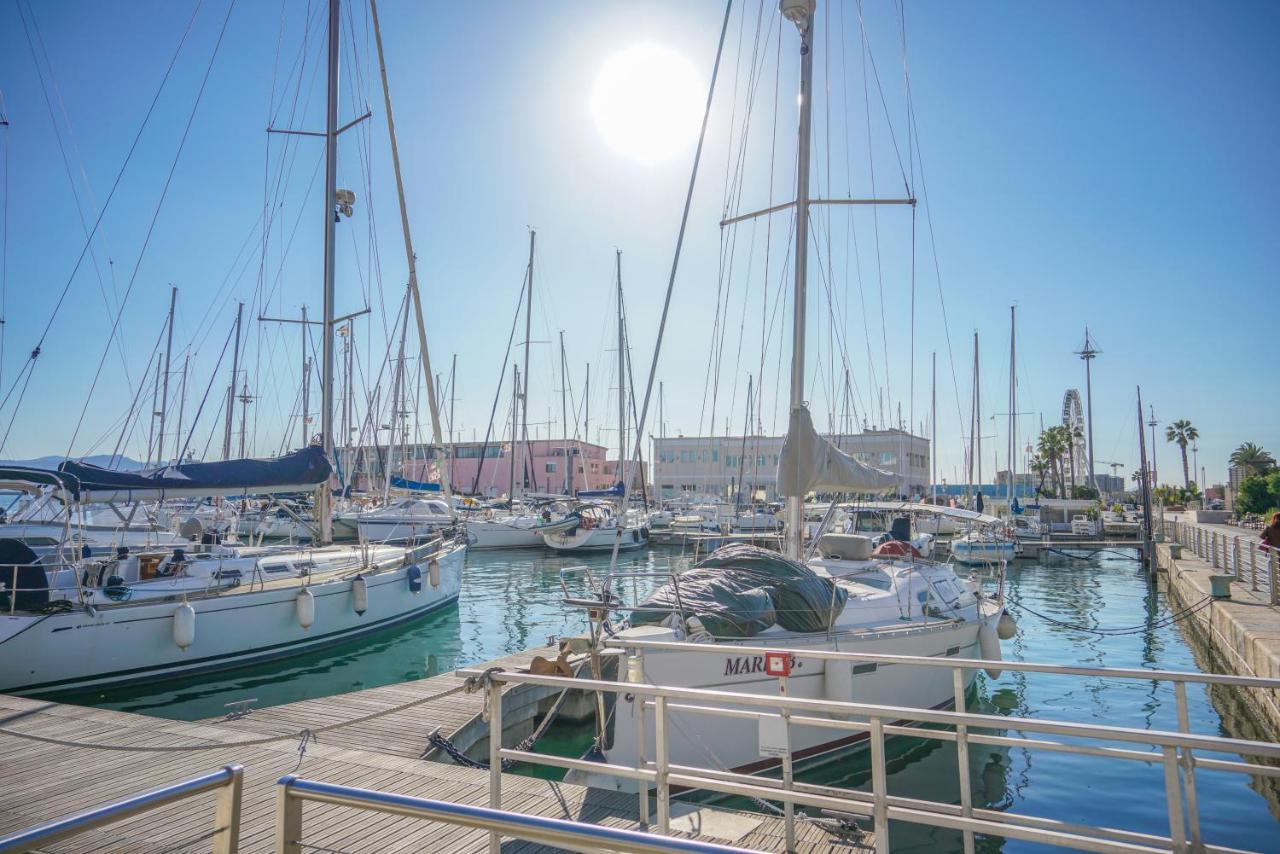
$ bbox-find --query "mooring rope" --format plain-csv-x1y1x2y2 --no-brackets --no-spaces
1007,594,1214,637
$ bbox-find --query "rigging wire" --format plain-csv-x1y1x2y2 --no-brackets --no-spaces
0,0,206,455
63,0,240,460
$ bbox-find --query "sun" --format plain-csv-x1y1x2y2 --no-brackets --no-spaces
590,44,703,165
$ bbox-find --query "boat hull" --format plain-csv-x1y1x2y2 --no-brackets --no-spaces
951,541,1016,565
542,525,649,552
592,619,988,792
0,543,466,696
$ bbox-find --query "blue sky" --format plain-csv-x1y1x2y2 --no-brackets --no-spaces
0,0,1275,487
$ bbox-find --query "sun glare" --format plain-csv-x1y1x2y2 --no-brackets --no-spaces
590,43,703,165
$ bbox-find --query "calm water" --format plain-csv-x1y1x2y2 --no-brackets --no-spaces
55,547,1280,851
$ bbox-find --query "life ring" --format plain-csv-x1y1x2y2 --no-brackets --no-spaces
484,509,494,520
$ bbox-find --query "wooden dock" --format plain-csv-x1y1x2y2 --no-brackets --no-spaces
0,647,874,852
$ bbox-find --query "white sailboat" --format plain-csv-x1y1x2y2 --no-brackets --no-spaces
568,0,1007,790
0,0,466,696
542,250,649,553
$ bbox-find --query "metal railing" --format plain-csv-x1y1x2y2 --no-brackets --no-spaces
461,641,1280,854
1163,518,1278,602
0,764,242,853
275,775,753,853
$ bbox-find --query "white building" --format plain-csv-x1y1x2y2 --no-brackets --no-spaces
652,429,929,501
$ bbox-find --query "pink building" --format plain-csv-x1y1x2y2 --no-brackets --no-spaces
342,439,620,498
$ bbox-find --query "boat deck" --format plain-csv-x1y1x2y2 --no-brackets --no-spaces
0,647,874,852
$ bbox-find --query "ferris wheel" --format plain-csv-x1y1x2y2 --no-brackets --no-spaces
1061,389,1084,432
1061,389,1087,484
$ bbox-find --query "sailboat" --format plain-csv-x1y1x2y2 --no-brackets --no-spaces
542,251,649,553
567,0,1007,790
0,0,466,696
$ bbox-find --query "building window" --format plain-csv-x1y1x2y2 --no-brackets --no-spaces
711,449,719,463
545,461,557,473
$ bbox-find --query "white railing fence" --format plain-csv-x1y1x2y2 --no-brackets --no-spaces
0,764,242,854
463,641,1280,854
1163,518,1278,603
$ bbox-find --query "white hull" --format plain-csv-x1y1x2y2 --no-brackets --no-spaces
0,522,189,559
356,517,450,543
467,521,546,549
951,540,1016,565
0,542,465,696
592,619,989,791
543,525,649,552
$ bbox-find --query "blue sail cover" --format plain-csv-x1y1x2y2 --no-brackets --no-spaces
390,475,442,493
577,481,624,499
57,446,332,501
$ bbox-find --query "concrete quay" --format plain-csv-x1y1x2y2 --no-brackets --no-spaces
1157,516,1280,735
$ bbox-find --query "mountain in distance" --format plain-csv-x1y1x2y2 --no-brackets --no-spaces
0,455,147,471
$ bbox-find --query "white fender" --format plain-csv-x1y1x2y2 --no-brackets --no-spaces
296,588,316,629
173,603,196,650
824,659,854,709
352,575,368,616
428,558,440,589
979,622,1003,679
997,610,1017,641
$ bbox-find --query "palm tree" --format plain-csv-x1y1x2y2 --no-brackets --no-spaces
1164,420,1199,487
1029,455,1049,496
1037,427,1068,497
1230,442,1276,477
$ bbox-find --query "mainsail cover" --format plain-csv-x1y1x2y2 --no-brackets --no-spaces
58,446,332,501
776,407,899,495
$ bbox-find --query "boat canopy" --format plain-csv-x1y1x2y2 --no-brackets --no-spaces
777,407,899,496
56,446,332,502
852,500,1002,526
390,475,442,493
577,482,624,499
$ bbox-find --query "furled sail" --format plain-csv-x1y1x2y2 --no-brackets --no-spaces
577,481,625,499
776,407,899,496
57,446,331,501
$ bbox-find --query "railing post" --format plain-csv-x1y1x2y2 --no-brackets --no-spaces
1173,682,1202,851
1251,542,1259,592
1270,549,1278,606
275,777,301,854
633,652,649,828
1162,745,1188,852
952,667,975,854
870,716,889,854
779,673,795,854
655,695,670,835
213,764,243,854
488,675,503,854
1233,536,1241,578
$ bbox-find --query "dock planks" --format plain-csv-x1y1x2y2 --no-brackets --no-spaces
0,648,874,852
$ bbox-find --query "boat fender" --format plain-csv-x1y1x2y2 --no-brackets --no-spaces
997,610,1017,641
407,564,423,593
296,588,316,629
824,660,854,719
173,603,196,650
352,574,368,616
428,558,440,589
978,622,1003,679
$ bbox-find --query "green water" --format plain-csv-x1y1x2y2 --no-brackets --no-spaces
55,547,1280,850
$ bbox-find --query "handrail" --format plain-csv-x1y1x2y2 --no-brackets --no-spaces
601,636,1280,690
0,764,242,853
459,658,1280,854
275,775,754,853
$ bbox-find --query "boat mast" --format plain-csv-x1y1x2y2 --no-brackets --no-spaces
300,305,311,449
1008,306,1015,508
782,0,815,561
974,331,982,503
615,250,626,500
313,0,341,543
222,302,243,461
509,363,519,499
369,0,454,518
560,330,570,495
172,354,189,464
518,231,535,500
1078,327,1098,492
583,362,590,463
448,352,456,492
156,285,177,466
931,351,936,503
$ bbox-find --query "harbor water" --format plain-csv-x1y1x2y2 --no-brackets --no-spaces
54,546,1280,850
